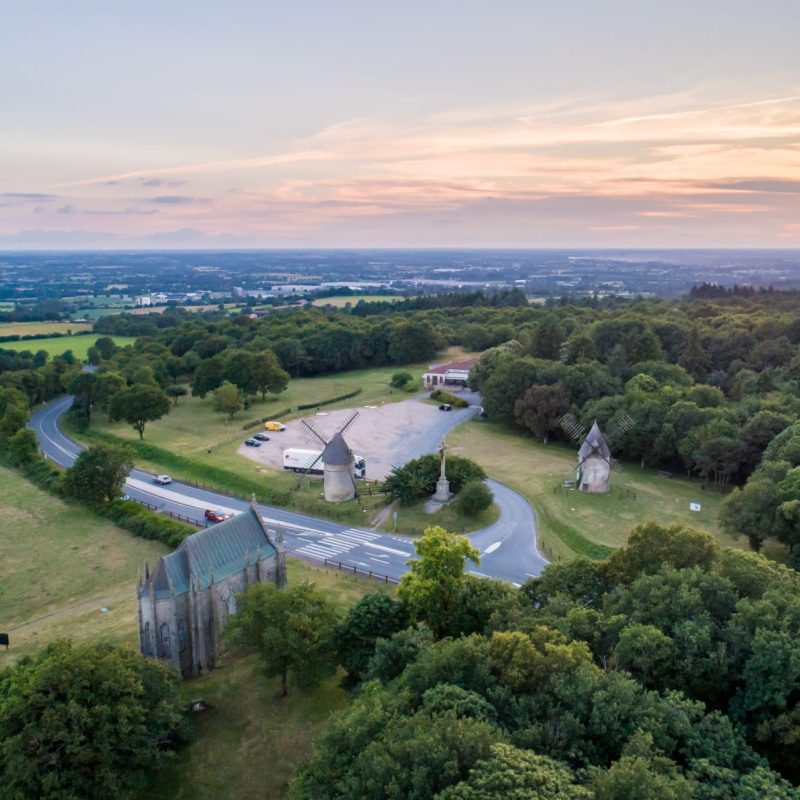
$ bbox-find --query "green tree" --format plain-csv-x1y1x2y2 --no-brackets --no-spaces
250,350,290,399
225,582,339,696
67,370,97,422
608,522,720,583
110,382,170,439
334,593,409,683
165,384,188,406
64,443,134,504
531,314,565,360
0,386,29,445
678,324,710,380
513,383,569,443
720,476,781,552
398,526,480,637
455,480,494,516
436,743,592,800
593,733,694,800
212,380,244,420
190,353,225,397
94,335,118,360
0,641,184,800
94,371,126,421
6,427,38,466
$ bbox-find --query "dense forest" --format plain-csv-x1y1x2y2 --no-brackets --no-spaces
290,523,800,799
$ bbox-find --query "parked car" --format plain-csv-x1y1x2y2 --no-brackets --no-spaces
153,474,172,485
438,403,452,411
244,438,261,447
204,508,231,523
253,432,270,442
264,420,286,431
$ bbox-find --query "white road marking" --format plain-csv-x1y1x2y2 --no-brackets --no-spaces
364,542,412,557
483,541,502,555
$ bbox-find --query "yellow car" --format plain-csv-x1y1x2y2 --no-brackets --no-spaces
264,420,286,432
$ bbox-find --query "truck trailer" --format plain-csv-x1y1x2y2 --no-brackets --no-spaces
282,448,366,478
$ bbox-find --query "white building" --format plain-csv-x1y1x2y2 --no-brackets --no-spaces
423,358,477,389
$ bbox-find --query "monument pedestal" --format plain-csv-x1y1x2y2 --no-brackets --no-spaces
434,477,452,502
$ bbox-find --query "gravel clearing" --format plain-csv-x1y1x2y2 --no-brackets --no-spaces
238,393,479,480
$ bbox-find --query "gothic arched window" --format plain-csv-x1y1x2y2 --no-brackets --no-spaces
158,623,171,659
177,619,188,652
143,622,153,656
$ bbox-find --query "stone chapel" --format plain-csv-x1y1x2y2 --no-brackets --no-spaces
137,501,285,678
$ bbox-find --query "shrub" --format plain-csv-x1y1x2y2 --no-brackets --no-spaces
296,388,362,411
430,389,469,407
391,372,414,389
455,480,494,516
384,453,486,504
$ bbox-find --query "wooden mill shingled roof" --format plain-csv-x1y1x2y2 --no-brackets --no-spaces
321,430,352,466
150,505,277,596
578,421,611,463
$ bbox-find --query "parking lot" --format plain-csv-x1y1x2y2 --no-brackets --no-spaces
238,392,479,480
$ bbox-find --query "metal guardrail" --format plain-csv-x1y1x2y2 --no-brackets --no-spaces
322,556,399,584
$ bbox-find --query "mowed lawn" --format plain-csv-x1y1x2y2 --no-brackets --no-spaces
145,560,386,800
0,466,167,665
0,321,94,337
0,333,137,359
87,347,476,479
447,420,744,561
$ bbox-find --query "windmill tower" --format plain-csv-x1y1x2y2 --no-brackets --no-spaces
561,414,634,494
299,412,360,503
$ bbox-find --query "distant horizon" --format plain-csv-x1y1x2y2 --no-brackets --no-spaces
4,246,800,254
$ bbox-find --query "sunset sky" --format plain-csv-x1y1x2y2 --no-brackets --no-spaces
1,1,799,248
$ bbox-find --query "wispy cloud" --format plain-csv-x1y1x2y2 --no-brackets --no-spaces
10,86,800,246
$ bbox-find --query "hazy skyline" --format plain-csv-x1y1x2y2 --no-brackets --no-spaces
2,1,800,248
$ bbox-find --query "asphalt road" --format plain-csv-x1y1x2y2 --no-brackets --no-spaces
28,395,547,585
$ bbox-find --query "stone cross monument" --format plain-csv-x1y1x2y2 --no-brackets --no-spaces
434,439,452,502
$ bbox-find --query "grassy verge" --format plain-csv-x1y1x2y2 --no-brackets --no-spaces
0,465,168,666
143,559,386,800
70,423,390,526
381,499,500,537
447,419,743,561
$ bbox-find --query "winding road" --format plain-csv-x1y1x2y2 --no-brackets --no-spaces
29,396,547,585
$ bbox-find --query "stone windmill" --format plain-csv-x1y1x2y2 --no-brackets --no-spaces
561,414,634,493
299,412,360,502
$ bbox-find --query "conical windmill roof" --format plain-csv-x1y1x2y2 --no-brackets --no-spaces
578,421,611,462
322,431,352,466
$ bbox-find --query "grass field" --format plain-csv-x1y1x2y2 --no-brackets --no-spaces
83,347,473,479
447,420,746,561
0,334,137,359
0,321,94,337
380,498,500,537
145,560,386,800
311,294,404,307
0,465,168,665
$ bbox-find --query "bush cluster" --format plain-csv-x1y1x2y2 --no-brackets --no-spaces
430,389,469,407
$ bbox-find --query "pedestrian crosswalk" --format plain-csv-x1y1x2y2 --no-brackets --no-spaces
294,527,382,562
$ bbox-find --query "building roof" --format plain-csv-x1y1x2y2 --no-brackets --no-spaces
322,430,352,466
143,505,277,597
424,358,478,376
578,421,611,463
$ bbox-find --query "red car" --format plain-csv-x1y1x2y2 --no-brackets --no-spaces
204,508,232,523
